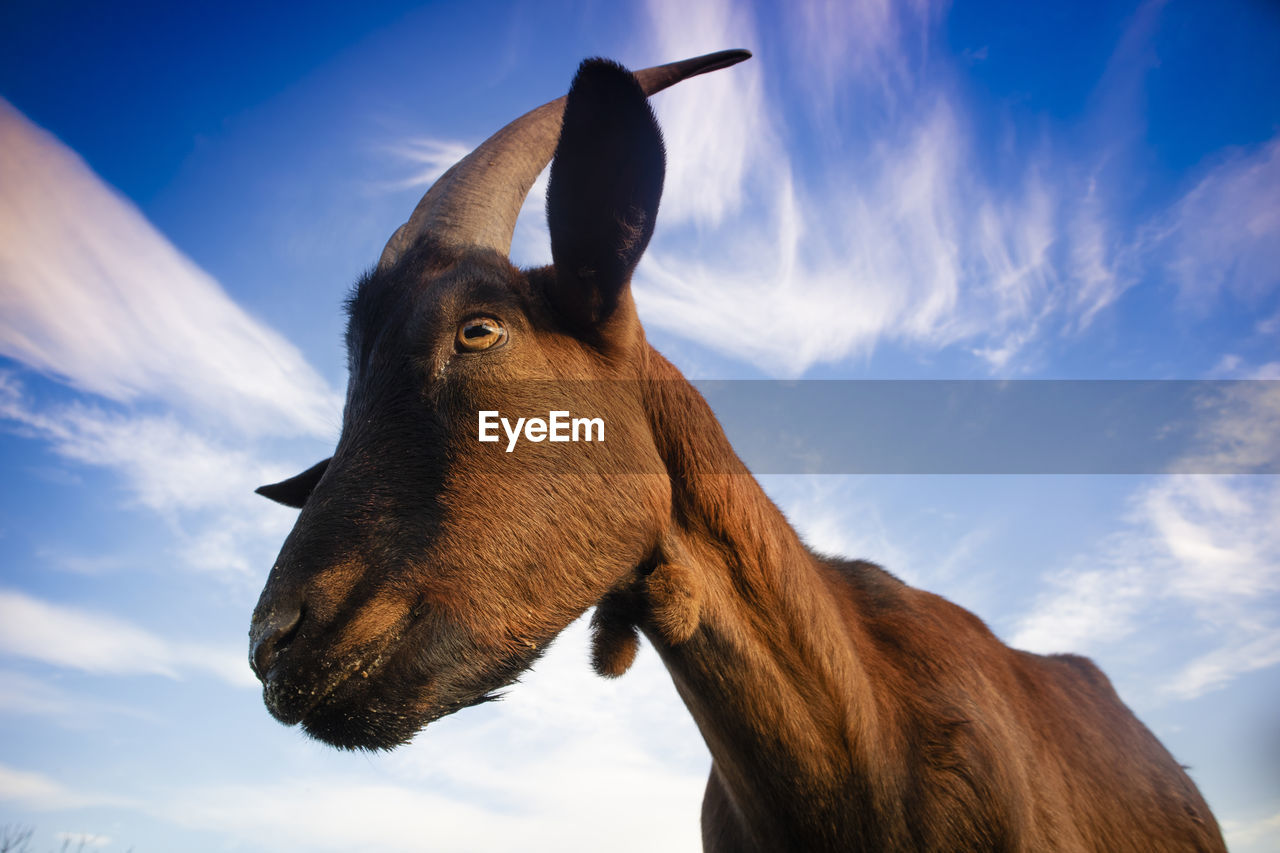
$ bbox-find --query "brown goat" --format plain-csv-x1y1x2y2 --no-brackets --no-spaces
249,52,1226,851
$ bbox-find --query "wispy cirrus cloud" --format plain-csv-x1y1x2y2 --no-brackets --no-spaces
1,373,262,514
379,136,474,192
0,372,303,584
0,98,341,437
638,0,768,230
0,102,336,586
0,763,133,812
0,589,256,688
0,669,155,726
378,129,554,270
790,0,947,114
628,0,1278,376
639,92,1064,372
1141,136,1280,312
1010,384,1280,700
631,0,1083,374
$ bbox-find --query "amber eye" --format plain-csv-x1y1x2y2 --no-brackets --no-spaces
456,317,507,352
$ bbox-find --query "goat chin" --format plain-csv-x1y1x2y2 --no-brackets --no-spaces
286,621,548,752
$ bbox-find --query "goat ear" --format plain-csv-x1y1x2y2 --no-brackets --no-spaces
546,58,665,331
255,458,330,508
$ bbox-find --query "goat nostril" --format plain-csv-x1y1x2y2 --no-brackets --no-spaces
250,607,303,681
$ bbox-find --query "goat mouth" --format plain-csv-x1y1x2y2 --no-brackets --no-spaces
262,613,416,729
294,627,552,752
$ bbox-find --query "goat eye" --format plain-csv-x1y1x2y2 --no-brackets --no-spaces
456,317,507,352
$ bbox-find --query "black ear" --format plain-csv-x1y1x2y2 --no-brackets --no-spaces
546,58,666,331
255,458,330,508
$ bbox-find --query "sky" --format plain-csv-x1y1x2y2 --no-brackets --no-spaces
0,0,1278,850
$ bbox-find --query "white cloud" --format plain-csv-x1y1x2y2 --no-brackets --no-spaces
0,763,131,812
0,618,708,852
380,137,474,192
0,670,83,718
1166,631,1280,701
374,616,708,850
1062,175,1127,332
761,475,1002,618
1009,562,1150,654
629,0,1280,376
31,549,122,577
641,0,767,228
167,778,517,853
0,98,341,437
1144,477,1280,603
54,833,111,849
380,129,554,269
636,95,1064,374
1,375,259,513
0,372,304,585
789,0,947,115
1223,810,1280,853
167,754,702,853
1010,385,1280,699
1209,354,1280,380
1147,137,1280,311
0,589,257,688
632,0,1111,375
759,476,912,574
0,669,155,725
1180,377,1280,475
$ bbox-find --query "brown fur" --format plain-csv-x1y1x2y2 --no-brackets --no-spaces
249,58,1226,851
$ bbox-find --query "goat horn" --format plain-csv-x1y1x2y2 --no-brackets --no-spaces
377,49,752,270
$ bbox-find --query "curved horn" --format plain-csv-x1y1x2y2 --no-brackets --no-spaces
378,49,752,270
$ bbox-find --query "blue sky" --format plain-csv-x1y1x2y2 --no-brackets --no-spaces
1,0,1278,850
